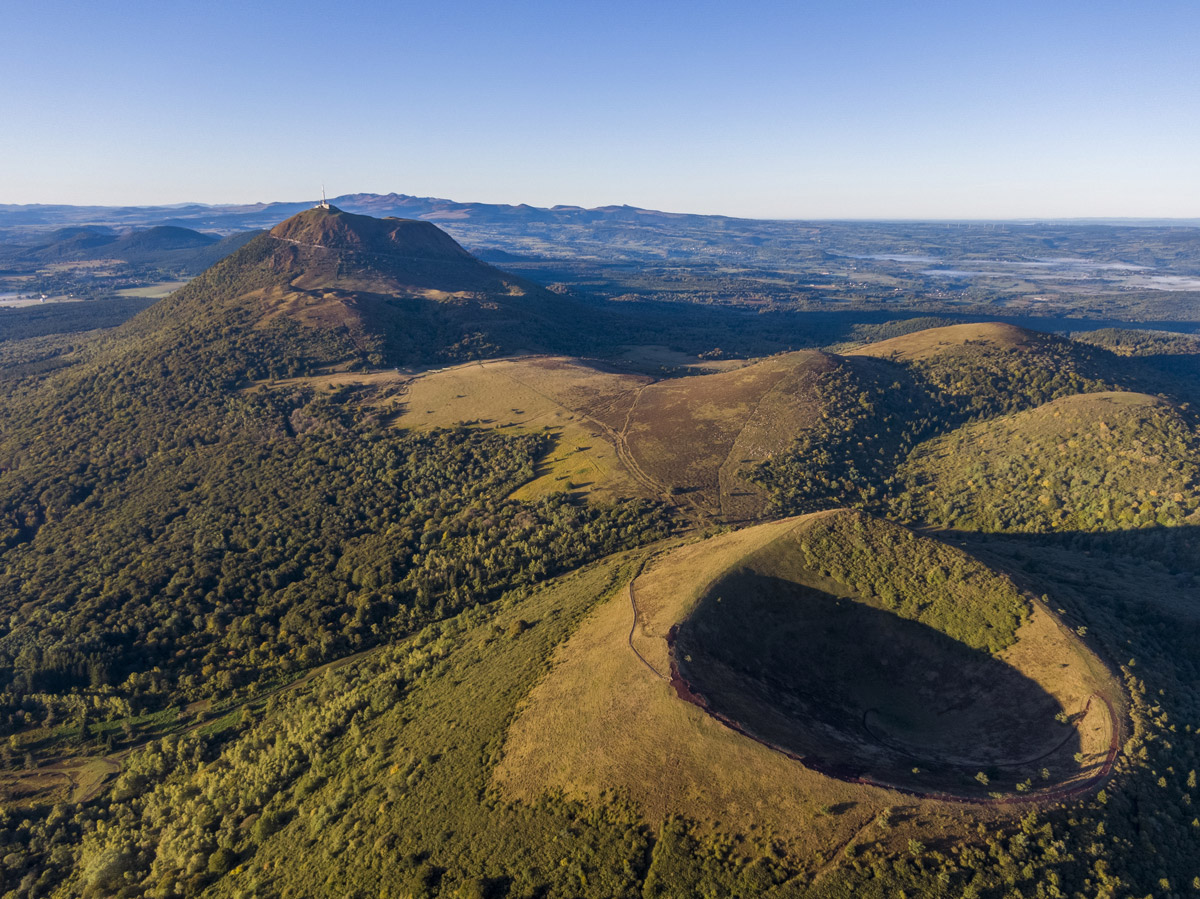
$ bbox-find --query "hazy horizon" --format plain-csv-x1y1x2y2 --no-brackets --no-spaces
5,1,1198,219
3,192,1199,227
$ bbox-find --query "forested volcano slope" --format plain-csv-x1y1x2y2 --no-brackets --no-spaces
119,204,600,375
894,391,1200,532
749,322,1200,519
0,208,670,752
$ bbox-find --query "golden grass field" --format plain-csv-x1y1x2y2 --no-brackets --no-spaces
392,356,652,503
388,351,843,519
848,321,1037,360
495,516,895,868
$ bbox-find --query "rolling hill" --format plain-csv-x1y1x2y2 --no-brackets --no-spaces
391,350,854,521
0,224,218,265
893,391,1200,532
499,512,1119,848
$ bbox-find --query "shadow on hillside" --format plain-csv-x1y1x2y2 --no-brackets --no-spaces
932,523,1200,688
933,520,1200,577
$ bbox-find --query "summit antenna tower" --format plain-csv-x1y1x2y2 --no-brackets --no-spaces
318,185,329,210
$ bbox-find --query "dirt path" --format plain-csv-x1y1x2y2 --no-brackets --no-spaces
607,387,714,524
627,569,669,681
714,375,792,521
489,364,712,523
480,363,672,501
809,812,882,885
605,385,671,500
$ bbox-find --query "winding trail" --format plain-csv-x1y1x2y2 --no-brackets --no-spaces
809,812,883,886
480,362,715,524
481,363,671,501
627,568,669,681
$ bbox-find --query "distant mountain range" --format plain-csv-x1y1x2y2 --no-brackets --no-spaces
4,194,1200,335
0,193,734,234
4,193,1200,233
5,193,1199,276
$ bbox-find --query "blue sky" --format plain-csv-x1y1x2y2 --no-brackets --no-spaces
3,1,1198,218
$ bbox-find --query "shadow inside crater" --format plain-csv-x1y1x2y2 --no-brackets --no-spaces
674,570,1082,790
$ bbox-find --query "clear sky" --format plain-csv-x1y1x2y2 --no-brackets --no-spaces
3,0,1198,218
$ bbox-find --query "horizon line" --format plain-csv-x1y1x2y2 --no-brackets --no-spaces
0,194,1197,226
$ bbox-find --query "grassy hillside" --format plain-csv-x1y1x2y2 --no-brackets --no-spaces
0,212,673,770
7,555,673,898
390,356,652,504
8,515,1195,899
502,511,1115,805
386,350,848,521
497,518,891,865
609,351,837,520
750,324,1124,516
893,392,1200,532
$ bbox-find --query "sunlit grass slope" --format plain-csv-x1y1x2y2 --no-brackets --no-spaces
894,391,1200,532
392,356,650,504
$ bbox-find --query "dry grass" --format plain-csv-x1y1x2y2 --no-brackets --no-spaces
392,352,840,516
245,349,843,521
394,357,650,503
999,605,1116,774
0,755,121,806
0,766,72,805
69,758,121,802
245,369,409,392
619,352,835,519
673,515,1118,796
849,322,1036,360
252,285,366,333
